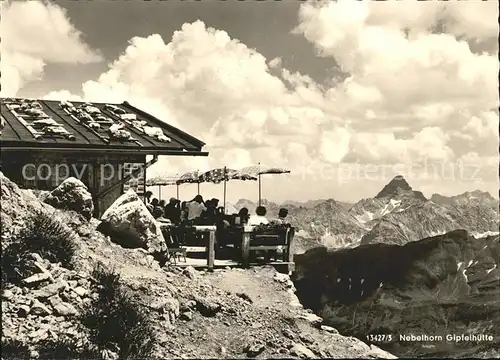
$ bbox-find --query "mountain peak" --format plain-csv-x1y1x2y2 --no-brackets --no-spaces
375,175,413,199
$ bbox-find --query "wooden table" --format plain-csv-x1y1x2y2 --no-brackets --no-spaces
241,225,253,268
162,223,294,272
192,225,217,272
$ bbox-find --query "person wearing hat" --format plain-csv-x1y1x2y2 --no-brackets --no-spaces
164,197,181,224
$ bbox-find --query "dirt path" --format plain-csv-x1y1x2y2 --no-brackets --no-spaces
206,266,296,311
198,265,396,359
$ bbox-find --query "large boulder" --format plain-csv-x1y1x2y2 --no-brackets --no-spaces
97,189,167,253
44,178,94,220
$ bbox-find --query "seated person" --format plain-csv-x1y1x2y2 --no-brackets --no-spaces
236,207,250,225
275,208,290,225
145,195,154,213
213,207,229,248
201,199,217,224
148,198,159,214
159,199,166,209
264,207,291,262
180,201,188,222
144,191,153,204
164,197,181,224
187,195,207,223
152,199,165,218
152,205,166,220
248,206,269,226
153,208,177,249
216,207,230,227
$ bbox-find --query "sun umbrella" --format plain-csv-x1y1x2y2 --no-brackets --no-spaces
146,175,178,186
235,163,291,205
146,174,180,200
198,167,256,213
176,170,202,195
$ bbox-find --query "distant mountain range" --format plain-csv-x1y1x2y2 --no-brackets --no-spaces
279,177,499,358
282,199,353,211
229,176,499,251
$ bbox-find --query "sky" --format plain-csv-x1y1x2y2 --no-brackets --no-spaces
1,0,499,204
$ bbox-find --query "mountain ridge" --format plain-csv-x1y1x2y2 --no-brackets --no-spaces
292,229,500,358
229,176,499,250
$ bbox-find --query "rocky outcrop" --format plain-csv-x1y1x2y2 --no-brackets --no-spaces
1,251,180,359
44,177,94,220
97,189,166,253
2,254,91,347
1,172,52,249
287,200,366,248
292,230,500,358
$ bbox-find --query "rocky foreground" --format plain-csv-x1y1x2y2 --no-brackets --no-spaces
1,172,394,359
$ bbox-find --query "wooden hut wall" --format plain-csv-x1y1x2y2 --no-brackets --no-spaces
0,151,146,216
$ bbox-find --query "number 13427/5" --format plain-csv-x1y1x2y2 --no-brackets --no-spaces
366,334,393,343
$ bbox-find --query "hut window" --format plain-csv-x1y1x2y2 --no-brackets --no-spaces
36,164,51,190
24,164,36,188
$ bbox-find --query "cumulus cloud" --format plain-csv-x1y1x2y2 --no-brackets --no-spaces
295,0,498,160
319,128,351,164
0,0,102,96
1,52,45,96
54,21,352,174
42,90,84,101
297,1,497,111
268,57,282,68
442,1,500,41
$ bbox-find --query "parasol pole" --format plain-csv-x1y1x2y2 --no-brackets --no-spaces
197,169,200,195
175,173,179,199
258,173,261,206
158,185,161,201
258,162,262,206
223,166,227,214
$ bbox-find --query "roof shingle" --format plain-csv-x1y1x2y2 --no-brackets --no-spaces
0,98,206,155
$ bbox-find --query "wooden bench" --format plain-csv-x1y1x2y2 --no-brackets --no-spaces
240,226,295,271
167,225,217,271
